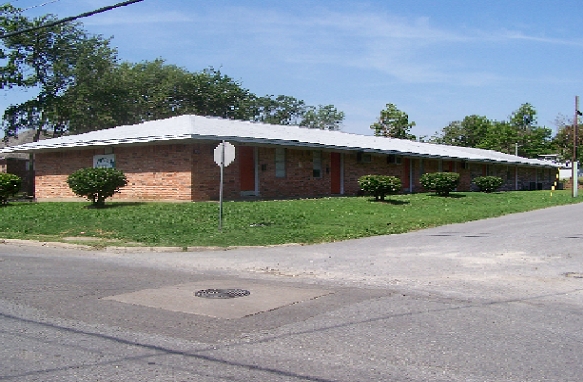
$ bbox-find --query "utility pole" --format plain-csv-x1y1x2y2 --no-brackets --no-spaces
573,96,579,198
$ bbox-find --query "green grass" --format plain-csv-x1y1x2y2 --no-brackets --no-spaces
0,190,581,247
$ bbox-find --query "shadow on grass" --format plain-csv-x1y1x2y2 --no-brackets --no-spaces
85,202,147,209
427,193,467,199
367,198,410,205
1,201,32,207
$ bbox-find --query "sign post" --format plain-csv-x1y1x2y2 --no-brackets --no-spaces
214,141,236,231
574,96,580,198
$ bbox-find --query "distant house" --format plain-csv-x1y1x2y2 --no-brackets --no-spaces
0,115,558,202
0,131,37,195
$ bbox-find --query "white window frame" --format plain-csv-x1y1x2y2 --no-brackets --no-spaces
313,151,322,178
275,147,286,178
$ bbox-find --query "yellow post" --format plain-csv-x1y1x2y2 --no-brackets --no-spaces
551,169,559,197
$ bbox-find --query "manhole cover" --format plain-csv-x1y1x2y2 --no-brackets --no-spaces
195,288,251,299
564,272,583,278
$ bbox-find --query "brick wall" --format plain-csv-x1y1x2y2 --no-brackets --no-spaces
35,151,94,200
0,158,32,194
115,144,193,201
35,145,196,201
343,152,406,195
257,148,331,198
32,142,558,201
560,178,582,190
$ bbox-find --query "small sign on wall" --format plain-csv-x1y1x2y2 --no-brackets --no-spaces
93,154,116,169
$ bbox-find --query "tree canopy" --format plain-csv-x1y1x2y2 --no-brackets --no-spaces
430,103,554,159
370,103,416,140
0,6,344,141
0,4,117,141
552,114,583,163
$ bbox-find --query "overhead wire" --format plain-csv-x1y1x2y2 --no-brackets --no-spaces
21,0,62,12
0,0,145,38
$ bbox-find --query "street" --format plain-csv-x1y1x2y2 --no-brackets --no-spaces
1,203,583,381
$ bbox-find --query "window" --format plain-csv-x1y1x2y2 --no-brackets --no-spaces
275,148,286,178
387,154,402,165
357,152,372,163
313,151,322,178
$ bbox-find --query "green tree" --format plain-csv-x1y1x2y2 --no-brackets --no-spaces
0,7,117,141
358,175,402,201
0,4,29,88
552,114,583,163
188,67,255,120
252,95,306,125
420,172,460,196
48,38,120,134
0,6,345,135
431,104,552,158
67,168,128,207
370,103,416,140
473,176,504,193
300,104,344,130
61,62,258,130
520,126,553,158
431,115,491,147
509,102,537,132
0,173,21,205
478,120,519,154
507,103,552,157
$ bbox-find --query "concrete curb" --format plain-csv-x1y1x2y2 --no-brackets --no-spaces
0,238,304,253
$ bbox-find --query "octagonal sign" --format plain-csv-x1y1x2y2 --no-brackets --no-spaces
214,142,236,167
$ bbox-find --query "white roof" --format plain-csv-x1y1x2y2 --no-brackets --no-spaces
0,114,557,168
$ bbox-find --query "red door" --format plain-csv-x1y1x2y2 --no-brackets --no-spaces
403,158,410,190
239,146,255,191
330,153,341,194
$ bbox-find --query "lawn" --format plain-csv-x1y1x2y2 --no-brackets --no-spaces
0,190,581,248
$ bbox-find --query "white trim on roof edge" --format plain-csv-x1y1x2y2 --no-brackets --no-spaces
0,114,558,168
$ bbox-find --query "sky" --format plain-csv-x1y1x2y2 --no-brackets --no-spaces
2,0,583,139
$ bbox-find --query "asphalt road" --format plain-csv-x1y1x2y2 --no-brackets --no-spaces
1,203,583,381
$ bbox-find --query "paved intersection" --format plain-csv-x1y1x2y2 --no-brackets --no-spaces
1,203,583,381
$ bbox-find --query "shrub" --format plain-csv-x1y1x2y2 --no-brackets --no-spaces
67,168,128,207
420,172,460,196
0,173,22,205
358,175,402,200
579,176,583,186
473,176,504,193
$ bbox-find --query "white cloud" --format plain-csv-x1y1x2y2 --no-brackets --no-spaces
84,11,193,26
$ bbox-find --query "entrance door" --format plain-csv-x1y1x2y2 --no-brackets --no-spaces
330,152,342,194
403,158,410,191
239,146,255,192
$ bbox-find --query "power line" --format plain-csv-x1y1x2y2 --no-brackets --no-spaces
0,0,145,39
21,0,62,12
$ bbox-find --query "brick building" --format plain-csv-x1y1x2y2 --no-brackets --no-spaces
0,115,558,202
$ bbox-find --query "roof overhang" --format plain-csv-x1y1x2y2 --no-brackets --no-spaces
0,115,560,169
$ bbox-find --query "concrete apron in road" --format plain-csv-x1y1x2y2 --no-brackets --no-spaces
104,279,331,319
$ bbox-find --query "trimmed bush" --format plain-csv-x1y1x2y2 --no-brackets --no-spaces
473,176,504,193
420,172,460,196
358,175,402,201
67,168,128,207
0,173,22,205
